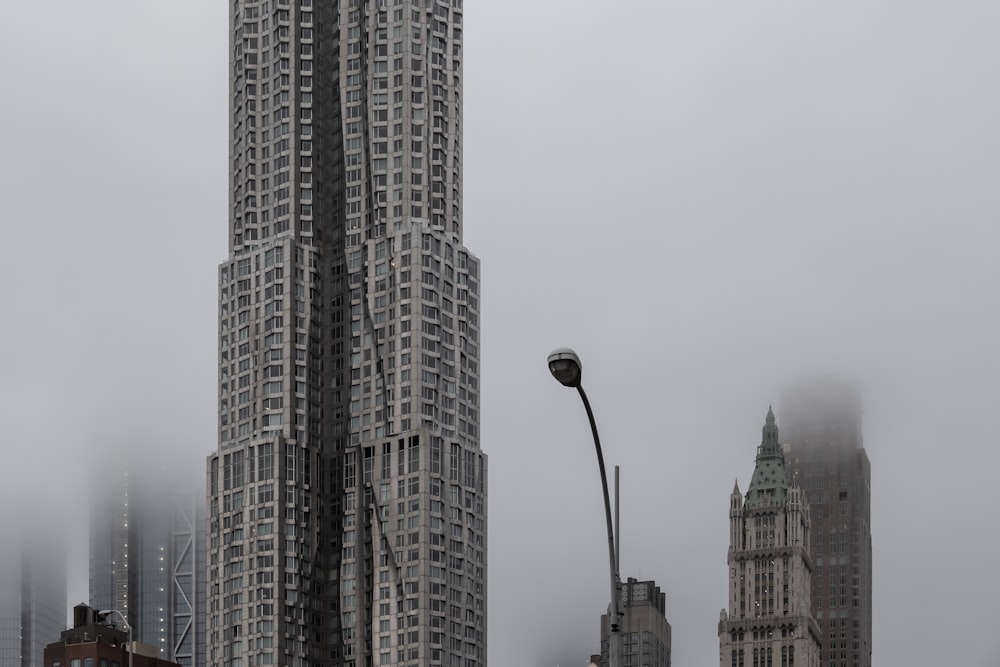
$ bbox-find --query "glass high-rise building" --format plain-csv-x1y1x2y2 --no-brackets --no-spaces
90,460,207,667
781,380,872,667
207,2,485,666
0,522,66,667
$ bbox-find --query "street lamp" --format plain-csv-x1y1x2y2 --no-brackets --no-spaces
98,610,132,667
547,348,623,667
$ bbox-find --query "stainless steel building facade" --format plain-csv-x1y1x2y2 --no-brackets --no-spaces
208,2,484,666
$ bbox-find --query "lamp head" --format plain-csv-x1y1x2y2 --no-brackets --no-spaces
547,348,582,388
97,610,130,631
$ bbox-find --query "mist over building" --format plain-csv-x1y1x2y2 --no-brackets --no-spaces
781,379,872,667
89,457,206,667
0,520,66,667
208,2,484,666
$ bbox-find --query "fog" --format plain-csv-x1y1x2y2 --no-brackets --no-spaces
2,1,999,666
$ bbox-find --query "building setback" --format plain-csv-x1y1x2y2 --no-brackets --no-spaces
207,2,485,667
780,380,872,667
719,409,820,667
598,578,672,667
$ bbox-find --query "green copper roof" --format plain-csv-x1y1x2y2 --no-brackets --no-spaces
745,406,789,507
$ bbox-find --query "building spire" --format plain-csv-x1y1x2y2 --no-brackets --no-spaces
762,404,779,449
745,407,789,507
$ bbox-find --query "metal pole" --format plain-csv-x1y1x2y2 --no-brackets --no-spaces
615,465,620,576
100,610,132,667
576,385,622,667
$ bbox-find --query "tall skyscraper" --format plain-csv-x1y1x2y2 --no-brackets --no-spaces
208,2,484,667
90,459,207,667
598,578,672,667
719,409,820,667
781,380,871,667
0,521,66,667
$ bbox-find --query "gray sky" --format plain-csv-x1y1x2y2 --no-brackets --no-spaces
2,1,999,666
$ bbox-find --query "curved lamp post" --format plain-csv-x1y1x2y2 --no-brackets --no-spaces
98,610,132,667
547,348,623,667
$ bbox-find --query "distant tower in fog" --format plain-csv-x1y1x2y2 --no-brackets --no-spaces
781,379,872,667
0,523,66,667
90,458,206,667
719,408,821,667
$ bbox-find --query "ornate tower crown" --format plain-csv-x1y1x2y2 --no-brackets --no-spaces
745,406,789,507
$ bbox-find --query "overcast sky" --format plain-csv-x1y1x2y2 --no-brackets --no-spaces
2,1,999,666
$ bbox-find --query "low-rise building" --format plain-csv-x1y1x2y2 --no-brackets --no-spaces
43,605,179,667
599,578,672,667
